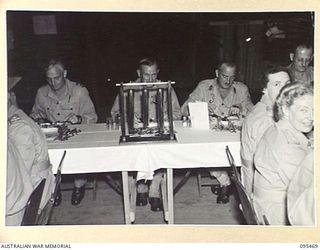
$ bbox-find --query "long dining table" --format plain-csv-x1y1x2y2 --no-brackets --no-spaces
48,122,241,224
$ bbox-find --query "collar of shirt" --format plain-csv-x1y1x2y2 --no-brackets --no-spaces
134,78,160,90
8,104,19,117
287,64,313,82
47,79,72,101
260,93,274,113
211,78,237,102
277,119,310,148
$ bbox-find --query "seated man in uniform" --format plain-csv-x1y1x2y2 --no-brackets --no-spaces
287,44,313,85
111,57,181,211
181,61,254,204
241,65,291,197
8,76,56,212
30,59,98,206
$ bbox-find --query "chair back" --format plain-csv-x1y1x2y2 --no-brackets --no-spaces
37,150,66,225
21,178,46,226
225,146,260,225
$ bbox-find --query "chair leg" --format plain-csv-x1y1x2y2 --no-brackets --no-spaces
197,172,202,197
129,175,136,223
92,178,97,200
173,170,191,195
161,171,168,222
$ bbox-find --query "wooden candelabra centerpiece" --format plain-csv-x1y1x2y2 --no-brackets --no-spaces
116,81,176,143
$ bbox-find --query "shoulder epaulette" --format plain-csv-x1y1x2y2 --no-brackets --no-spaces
8,114,22,125
75,82,84,87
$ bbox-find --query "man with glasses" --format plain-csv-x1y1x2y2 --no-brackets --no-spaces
287,44,313,85
181,61,254,204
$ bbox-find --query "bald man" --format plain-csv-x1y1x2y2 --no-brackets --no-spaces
287,44,313,85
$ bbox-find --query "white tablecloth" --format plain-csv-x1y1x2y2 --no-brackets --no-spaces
48,123,241,224
48,123,241,179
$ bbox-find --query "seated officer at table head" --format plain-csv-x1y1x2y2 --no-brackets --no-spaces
252,82,313,225
30,58,98,124
181,61,254,204
30,58,98,206
241,65,291,197
8,77,56,212
287,44,313,85
110,57,181,121
110,57,181,212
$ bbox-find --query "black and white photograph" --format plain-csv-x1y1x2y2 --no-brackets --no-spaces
2,0,319,244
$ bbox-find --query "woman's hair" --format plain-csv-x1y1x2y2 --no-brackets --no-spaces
274,82,313,121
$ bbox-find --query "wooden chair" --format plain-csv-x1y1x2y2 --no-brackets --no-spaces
173,169,219,197
37,150,66,225
225,146,269,225
21,178,46,226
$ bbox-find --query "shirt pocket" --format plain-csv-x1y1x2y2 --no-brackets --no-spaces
61,103,76,111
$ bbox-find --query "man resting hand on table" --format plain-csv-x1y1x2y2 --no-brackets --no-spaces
181,61,254,204
30,58,98,206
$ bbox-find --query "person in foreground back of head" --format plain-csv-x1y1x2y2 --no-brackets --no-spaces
6,138,33,226
30,58,98,206
241,65,291,197
181,61,254,204
252,82,313,225
287,44,313,85
287,150,314,226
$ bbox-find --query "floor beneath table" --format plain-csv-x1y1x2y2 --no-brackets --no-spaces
49,171,245,225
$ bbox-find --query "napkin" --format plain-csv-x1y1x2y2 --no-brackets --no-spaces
188,102,210,130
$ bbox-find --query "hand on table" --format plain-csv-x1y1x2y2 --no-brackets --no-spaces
65,113,82,124
229,105,240,116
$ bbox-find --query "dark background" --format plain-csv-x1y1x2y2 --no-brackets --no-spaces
7,11,314,122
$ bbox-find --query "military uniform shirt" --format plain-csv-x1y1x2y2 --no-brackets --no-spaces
8,105,55,209
253,119,311,225
287,150,314,225
6,139,33,226
287,64,314,85
240,93,274,196
181,78,254,117
30,79,98,124
110,79,181,121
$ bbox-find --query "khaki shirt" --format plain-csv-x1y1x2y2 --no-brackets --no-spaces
110,80,182,121
287,150,314,225
8,105,55,209
253,119,311,225
287,64,314,85
181,78,254,117
6,139,33,226
30,79,98,124
240,94,274,196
